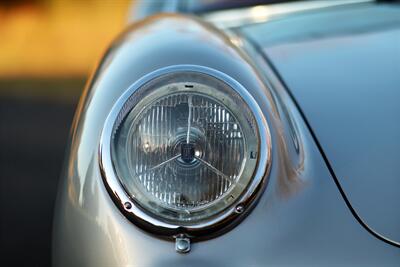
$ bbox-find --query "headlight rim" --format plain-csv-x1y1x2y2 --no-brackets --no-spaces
99,64,272,240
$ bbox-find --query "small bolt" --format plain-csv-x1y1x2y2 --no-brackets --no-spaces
235,204,244,214
175,235,190,254
124,202,132,210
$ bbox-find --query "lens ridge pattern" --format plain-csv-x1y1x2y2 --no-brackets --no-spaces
127,93,244,211
111,72,260,223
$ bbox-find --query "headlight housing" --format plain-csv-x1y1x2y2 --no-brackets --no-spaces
100,65,271,241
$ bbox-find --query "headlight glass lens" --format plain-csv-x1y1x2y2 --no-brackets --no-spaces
111,72,260,223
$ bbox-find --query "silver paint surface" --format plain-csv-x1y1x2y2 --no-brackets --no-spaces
241,2,400,244
53,13,400,267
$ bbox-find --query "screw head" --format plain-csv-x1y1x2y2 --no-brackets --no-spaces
175,236,191,253
124,202,132,210
235,204,244,214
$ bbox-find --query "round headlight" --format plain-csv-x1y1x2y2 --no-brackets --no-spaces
100,65,271,238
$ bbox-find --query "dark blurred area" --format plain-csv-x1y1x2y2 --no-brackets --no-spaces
0,0,130,266
0,78,83,267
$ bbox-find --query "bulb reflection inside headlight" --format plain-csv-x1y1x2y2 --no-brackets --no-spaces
111,72,260,223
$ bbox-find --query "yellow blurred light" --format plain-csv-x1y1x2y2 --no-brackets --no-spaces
0,0,132,78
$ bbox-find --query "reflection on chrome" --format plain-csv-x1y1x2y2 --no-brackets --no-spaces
99,65,271,238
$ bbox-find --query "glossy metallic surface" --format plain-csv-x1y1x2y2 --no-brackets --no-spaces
241,2,400,245
99,65,271,240
175,235,191,253
53,13,400,267
202,0,373,29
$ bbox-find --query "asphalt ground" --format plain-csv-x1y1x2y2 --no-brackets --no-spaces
0,78,85,267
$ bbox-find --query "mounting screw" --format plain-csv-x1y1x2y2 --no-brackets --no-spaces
124,202,132,210
235,204,244,214
175,235,191,254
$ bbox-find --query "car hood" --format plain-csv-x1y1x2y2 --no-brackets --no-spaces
240,2,400,242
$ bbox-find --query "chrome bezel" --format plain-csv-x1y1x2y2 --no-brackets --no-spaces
99,65,272,240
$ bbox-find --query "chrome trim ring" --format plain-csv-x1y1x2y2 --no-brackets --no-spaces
99,65,272,240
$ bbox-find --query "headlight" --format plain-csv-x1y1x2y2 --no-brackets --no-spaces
100,65,271,243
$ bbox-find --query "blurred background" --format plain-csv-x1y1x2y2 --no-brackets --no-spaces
0,0,131,266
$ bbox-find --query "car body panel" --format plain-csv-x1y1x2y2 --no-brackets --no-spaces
240,2,400,243
52,14,400,267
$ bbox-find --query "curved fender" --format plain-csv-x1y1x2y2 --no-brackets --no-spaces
52,14,400,267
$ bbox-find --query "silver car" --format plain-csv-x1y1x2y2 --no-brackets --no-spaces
53,0,400,266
